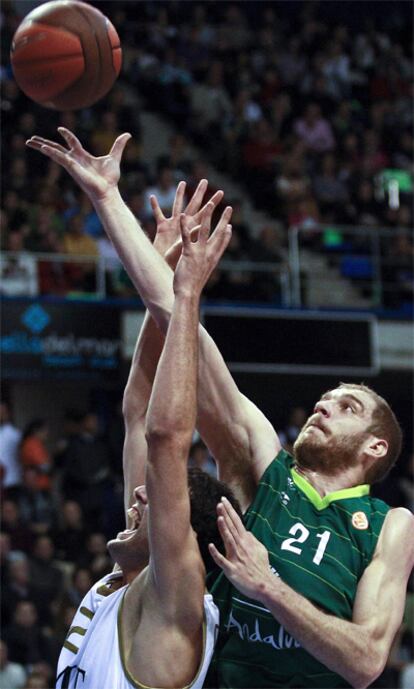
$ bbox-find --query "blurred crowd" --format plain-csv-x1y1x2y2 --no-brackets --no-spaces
1,1,413,308
0,2,413,685
0,397,413,688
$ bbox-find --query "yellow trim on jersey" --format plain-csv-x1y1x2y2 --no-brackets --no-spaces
291,468,370,510
117,588,208,689
80,606,94,620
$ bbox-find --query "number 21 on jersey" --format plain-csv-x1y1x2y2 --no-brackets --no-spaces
281,522,331,565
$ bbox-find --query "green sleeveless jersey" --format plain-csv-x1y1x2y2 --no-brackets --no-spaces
206,449,390,688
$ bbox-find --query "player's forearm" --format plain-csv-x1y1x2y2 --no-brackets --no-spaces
93,188,175,325
146,293,199,443
258,579,382,688
123,312,164,423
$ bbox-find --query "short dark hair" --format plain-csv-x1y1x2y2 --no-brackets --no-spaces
188,468,241,572
339,383,403,483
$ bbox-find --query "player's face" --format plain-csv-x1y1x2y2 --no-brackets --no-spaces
107,485,150,571
293,387,376,475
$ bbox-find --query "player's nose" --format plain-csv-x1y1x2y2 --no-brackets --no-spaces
134,485,148,504
314,400,330,417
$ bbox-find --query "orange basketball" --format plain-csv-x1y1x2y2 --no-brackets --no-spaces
10,0,122,111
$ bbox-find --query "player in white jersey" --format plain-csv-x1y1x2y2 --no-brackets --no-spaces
52,178,238,689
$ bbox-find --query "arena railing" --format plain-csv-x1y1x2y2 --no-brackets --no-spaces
288,224,412,312
0,252,292,305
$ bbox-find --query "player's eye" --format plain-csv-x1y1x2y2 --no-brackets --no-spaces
340,401,354,413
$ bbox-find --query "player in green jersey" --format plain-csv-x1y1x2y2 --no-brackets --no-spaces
27,130,414,689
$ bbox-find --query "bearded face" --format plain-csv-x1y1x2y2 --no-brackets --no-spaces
293,426,369,476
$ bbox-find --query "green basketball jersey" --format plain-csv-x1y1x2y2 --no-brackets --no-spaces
206,449,390,688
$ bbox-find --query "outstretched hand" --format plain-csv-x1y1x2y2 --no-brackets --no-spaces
151,179,225,263
26,127,131,202
208,496,275,603
173,202,232,298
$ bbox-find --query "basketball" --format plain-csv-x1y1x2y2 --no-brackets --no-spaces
10,0,122,111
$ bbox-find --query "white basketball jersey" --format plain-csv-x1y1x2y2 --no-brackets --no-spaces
56,573,219,689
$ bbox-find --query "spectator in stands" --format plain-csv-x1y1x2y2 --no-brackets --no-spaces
0,229,38,297
312,152,349,218
0,401,22,498
360,129,389,175
144,165,177,219
76,532,112,580
23,671,48,689
276,151,311,221
90,111,122,157
294,102,336,154
26,662,54,689
53,500,89,563
0,531,11,585
0,639,26,689
62,212,99,292
3,601,59,668
61,567,93,609
350,178,382,226
17,467,57,536
29,536,63,626
277,406,309,455
2,554,34,627
19,420,52,493
60,411,111,531
1,501,32,553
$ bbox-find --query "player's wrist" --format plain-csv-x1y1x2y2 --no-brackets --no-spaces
92,185,122,207
174,287,201,303
256,572,282,607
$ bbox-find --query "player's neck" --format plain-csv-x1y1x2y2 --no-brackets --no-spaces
294,464,366,497
123,564,147,585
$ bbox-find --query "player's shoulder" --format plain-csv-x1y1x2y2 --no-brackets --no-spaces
383,506,414,533
376,507,414,566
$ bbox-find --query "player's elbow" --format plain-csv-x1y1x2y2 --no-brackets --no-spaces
351,648,385,689
145,422,191,453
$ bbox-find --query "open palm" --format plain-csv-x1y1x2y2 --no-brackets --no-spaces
26,127,131,202
151,179,225,262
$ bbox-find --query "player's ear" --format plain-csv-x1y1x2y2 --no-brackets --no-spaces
364,436,388,459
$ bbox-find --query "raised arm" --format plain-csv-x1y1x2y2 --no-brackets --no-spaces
26,130,281,508
122,178,229,519
209,500,414,689
144,203,232,613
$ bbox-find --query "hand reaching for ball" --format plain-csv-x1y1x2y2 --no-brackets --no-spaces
26,128,131,203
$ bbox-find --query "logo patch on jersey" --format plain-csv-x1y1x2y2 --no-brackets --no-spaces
351,511,369,530
280,491,290,505
287,477,295,491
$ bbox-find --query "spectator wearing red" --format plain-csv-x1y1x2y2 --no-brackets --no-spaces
19,420,51,492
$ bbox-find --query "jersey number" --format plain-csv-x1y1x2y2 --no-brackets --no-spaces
281,522,331,565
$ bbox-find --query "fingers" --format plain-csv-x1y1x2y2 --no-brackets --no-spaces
57,127,84,152
109,132,131,161
194,189,224,223
216,512,239,559
185,179,208,216
26,136,68,155
206,204,233,264
164,238,182,269
26,141,72,169
208,542,229,571
172,181,186,217
179,213,196,249
198,201,215,243
220,496,245,538
150,194,165,224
